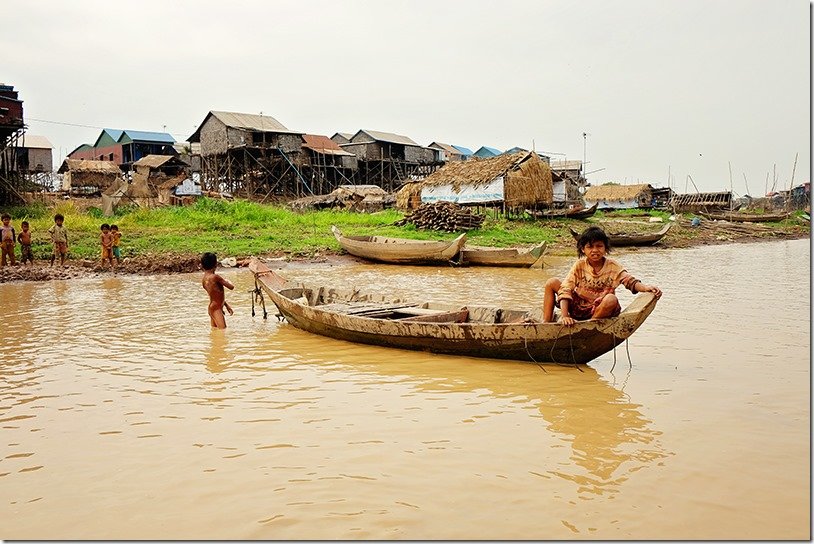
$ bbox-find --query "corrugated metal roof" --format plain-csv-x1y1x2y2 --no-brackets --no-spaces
188,111,303,142
119,130,175,144
473,146,502,157
21,135,53,149
550,160,582,170
428,142,461,155
302,134,355,156
353,129,419,147
211,111,301,134
451,145,474,156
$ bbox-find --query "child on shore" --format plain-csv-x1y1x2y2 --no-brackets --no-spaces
201,252,235,329
18,220,33,265
110,224,121,264
543,225,662,325
100,223,115,269
1,213,16,267
48,213,68,266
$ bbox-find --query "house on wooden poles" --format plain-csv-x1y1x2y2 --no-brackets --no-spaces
396,151,553,216
188,110,312,198
337,129,442,191
301,134,358,194
0,83,25,204
14,135,55,191
69,129,177,171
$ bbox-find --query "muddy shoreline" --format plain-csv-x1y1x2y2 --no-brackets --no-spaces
0,218,808,284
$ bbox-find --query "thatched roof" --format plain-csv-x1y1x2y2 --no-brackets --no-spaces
57,159,122,174
584,183,652,201
419,151,532,189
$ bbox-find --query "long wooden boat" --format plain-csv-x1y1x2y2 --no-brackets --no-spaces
457,241,547,268
569,222,672,247
527,202,598,220
248,258,659,364
698,210,791,223
332,225,466,265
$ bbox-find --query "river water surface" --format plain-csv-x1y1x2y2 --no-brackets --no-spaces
0,239,809,539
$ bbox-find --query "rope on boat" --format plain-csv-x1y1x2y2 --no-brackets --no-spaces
547,324,583,371
251,277,268,320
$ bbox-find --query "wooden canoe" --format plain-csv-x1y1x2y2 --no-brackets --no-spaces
248,258,659,365
527,202,598,220
569,222,672,247
698,211,791,223
457,241,547,268
332,225,466,265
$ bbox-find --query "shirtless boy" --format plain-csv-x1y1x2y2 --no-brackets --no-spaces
201,252,235,329
100,223,115,269
18,221,33,265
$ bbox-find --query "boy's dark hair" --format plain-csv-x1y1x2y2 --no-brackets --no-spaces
201,252,218,270
21,220,29,227
1,213,9,220
101,223,110,231
577,226,611,255
110,224,118,230
54,213,64,221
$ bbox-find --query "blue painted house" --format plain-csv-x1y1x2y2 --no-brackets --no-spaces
473,146,502,158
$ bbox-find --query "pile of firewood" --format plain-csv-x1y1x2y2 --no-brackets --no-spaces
394,202,485,231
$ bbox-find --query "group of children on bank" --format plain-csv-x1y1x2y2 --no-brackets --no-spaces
0,212,121,269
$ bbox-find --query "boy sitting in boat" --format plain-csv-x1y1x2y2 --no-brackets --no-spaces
201,252,235,329
543,226,662,325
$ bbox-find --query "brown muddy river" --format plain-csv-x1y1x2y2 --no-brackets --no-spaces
0,239,809,539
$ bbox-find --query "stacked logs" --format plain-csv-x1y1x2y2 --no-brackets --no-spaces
394,202,485,231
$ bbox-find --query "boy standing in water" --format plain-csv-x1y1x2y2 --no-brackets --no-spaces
18,220,33,265
543,226,662,325
48,213,68,266
201,252,235,329
100,223,115,269
0,213,16,267
110,224,122,264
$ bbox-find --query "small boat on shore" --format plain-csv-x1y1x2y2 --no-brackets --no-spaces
569,222,672,247
331,225,466,265
457,241,548,268
698,210,791,223
527,202,598,220
248,258,659,364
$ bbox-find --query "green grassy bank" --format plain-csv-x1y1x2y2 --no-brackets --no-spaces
1,198,805,261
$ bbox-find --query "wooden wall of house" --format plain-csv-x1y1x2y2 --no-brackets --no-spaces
405,146,435,164
199,115,229,156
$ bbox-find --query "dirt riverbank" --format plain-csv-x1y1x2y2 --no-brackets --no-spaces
0,216,808,284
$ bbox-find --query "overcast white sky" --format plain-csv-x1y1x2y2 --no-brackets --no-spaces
3,0,810,194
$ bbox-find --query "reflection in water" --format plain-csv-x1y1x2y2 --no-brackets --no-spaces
206,329,232,373
268,325,669,500
0,240,809,540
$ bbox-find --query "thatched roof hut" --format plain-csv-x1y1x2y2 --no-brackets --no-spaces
584,183,653,210
397,151,553,210
58,159,122,193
